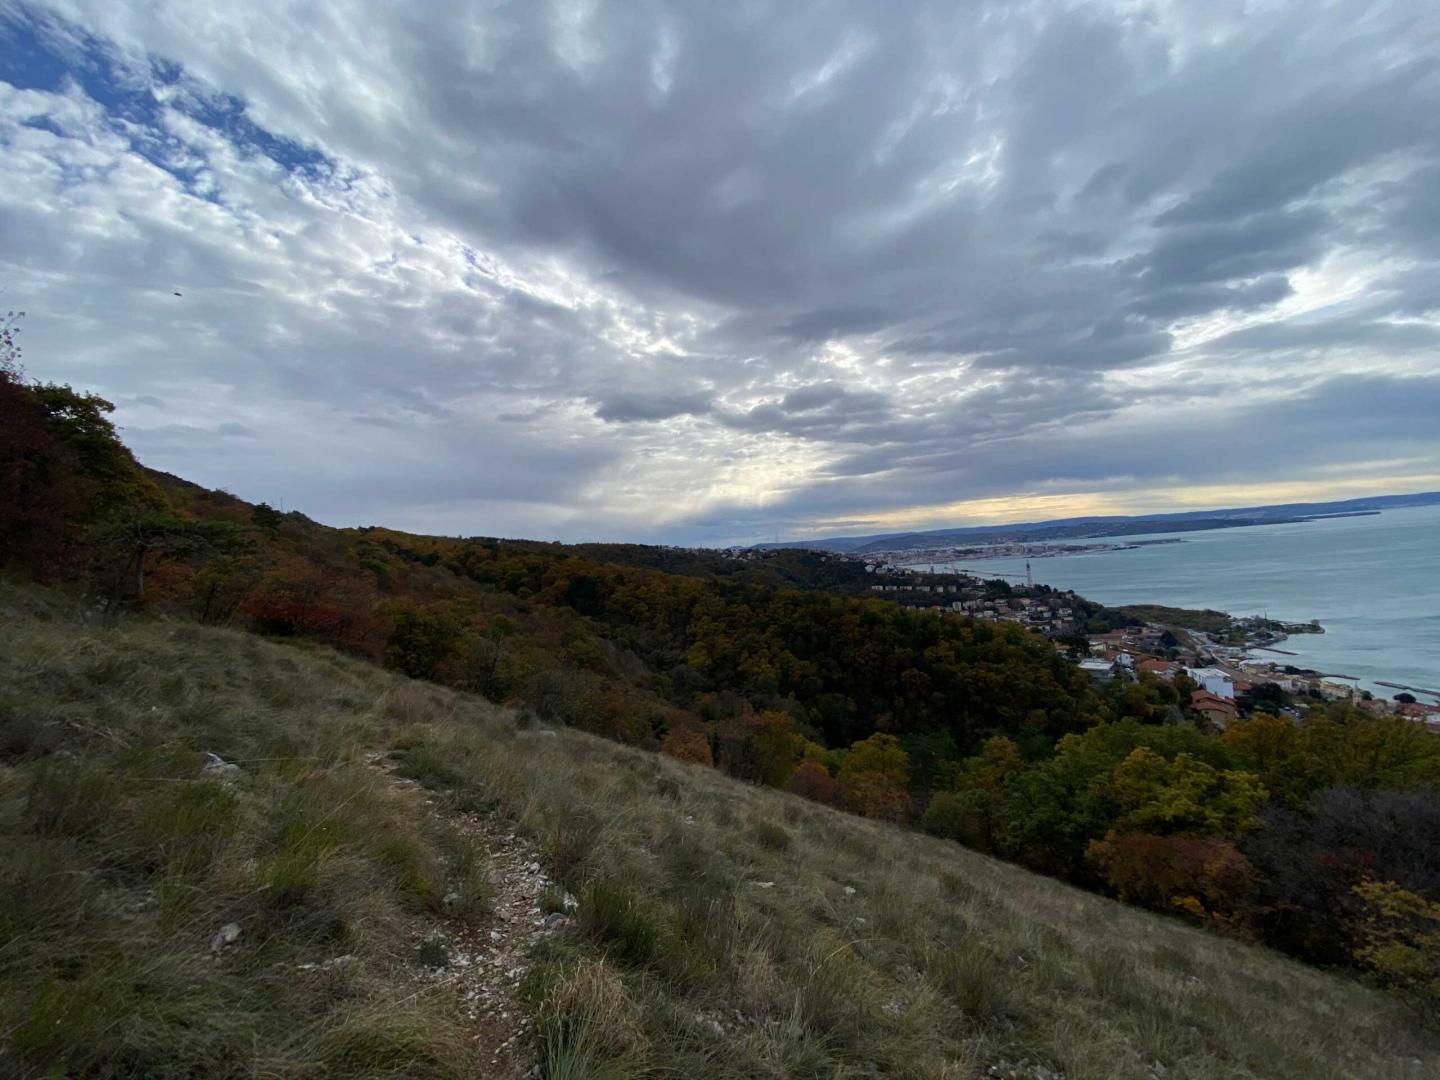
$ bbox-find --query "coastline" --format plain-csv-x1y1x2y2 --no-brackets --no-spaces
880,506,1440,704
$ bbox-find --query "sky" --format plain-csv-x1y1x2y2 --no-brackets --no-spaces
2,0,1439,546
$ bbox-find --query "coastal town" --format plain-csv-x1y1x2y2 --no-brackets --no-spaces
842,550,1440,731
715,538,1439,728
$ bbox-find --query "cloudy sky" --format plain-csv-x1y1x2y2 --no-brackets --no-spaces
2,1,1438,545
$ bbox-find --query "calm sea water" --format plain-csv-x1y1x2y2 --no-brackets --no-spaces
925,504,1440,697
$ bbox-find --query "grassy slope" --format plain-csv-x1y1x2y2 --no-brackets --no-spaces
0,582,497,1078
1,581,1433,1080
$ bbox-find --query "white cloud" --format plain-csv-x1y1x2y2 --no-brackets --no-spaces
2,0,1438,545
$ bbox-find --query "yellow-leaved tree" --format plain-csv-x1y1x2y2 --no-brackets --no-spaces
1353,880,1440,1008
838,733,911,822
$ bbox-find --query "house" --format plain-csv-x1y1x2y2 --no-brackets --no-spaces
1079,658,1116,682
1186,666,1235,700
1191,689,1238,728
1137,658,1177,680
1319,679,1357,701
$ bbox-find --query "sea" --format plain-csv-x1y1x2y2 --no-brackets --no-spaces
915,503,1440,699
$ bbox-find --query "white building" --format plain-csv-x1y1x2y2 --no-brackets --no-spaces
1186,666,1235,700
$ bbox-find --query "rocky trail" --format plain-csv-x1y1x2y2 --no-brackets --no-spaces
366,752,572,1078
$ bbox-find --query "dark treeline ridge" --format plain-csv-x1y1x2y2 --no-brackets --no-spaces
3,358,1438,1005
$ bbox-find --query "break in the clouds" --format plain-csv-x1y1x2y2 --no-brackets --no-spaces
2,1,1438,545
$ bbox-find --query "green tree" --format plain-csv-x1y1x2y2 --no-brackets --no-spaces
922,736,1023,852
717,709,806,787
900,728,958,791
748,710,806,788
1104,748,1267,835
386,605,460,680
465,614,518,701
251,501,284,534
1231,711,1440,804
29,383,161,519
1249,681,1288,713
1002,720,1243,876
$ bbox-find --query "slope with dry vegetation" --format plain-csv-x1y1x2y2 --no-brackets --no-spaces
8,362,1440,994
1,579,1434,1079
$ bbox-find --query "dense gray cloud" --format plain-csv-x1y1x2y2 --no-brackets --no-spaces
1,0,1438,544
593,391,712,423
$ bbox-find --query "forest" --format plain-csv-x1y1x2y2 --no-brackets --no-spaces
3,350,1438,1004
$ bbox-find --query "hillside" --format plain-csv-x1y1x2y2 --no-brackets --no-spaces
6,366,1440,1013
1,579,1434,1079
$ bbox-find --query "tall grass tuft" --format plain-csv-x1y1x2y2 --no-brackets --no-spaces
535,959,647,1079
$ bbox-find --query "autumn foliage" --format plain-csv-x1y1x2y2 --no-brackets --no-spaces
786,760,840,805
1087,832,1257,928
660,724,714,767
1352,879,1440,1005
837,733,912,822
4,347,1440,990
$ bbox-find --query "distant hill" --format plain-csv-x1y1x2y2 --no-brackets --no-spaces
757,491,1440,554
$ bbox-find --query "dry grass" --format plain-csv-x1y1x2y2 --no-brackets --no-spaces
2,579,1435,1079
0,582,488,1078
401,711,1440,1079
534,958,647,1079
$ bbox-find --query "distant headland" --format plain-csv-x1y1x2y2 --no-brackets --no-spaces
755,491,1440,556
